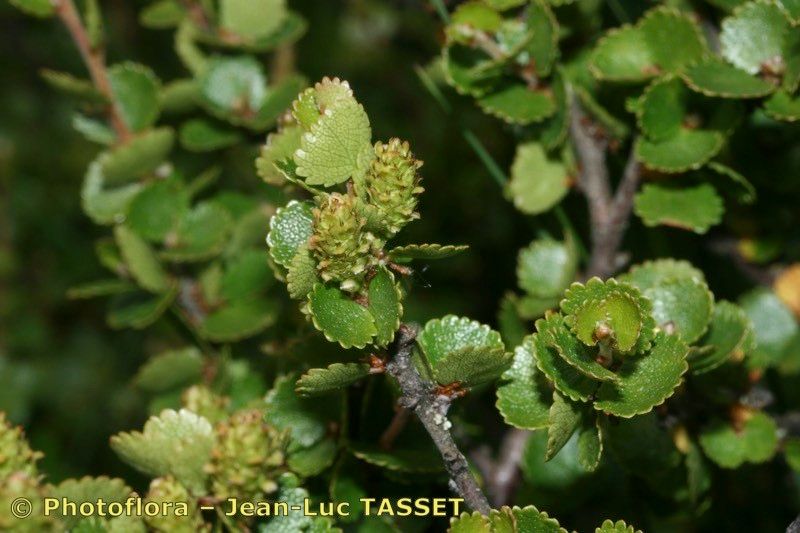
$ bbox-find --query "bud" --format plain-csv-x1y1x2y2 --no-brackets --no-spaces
309,193,380,291
205,409,287,502
0,472,54,532
363,138,424,237
0,413,42,480
182,385,229,425
145,477,207,533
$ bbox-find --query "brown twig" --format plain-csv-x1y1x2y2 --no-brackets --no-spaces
54,0,131,143
386,324,491,514
379,407,411,450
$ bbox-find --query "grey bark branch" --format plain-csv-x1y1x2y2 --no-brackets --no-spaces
386,324,491,514
569,91,641,279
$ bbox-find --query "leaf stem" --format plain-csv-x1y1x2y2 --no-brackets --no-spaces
385,324,491,514
53,0,131,143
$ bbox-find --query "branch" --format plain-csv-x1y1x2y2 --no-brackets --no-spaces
487,427,528,507
386,325,491,514
569,90,641,279
54,0,131,143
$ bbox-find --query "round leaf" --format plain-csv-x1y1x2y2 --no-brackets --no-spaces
699,411,779,468
594,332,689,418
267,200,315,268
644,277,715,344
516,237,577,298
634,183,724,233
507,142,569,215
720,0,789,74
108,62,161,132
308,284,377,349
496,336,552,430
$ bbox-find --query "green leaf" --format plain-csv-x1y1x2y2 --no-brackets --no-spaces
52,477,133,527
706,161,756,204
450,1,502,35
432,346,512,387
539,72,569,150
294,101,373,186
107,287,177,330
595,519,641,533
739,288,799,367
367,267,402,347
199,298,277,342
682,58,776,98
560,278,656,354
637,77,686,142
267,200,315,267
577,414,602,472
699,411,779,468
110,409,213,494
388,243,468,262
636,130,725,173
785,438,800,472
507,142,569,215
763,89,800,122
265,374,343,448
100,127,175,184
496,336,552,430
532,317,599,403
114,225,171,293
487,506,566,532
139,0,184,29
691,301,753,374
546,391,582,461
40,69,105,102
644,277,715,344
287,438,337,478
477,82,556,125
594,332,689,418
161,202,233,262
349,443,443,473
498,293,528,348
286,244,317,299
220,0,287,41
526,0,559,77
443,44,503,97
517,236,577,298
720,0,789,75
308,284,377,349
417,315,505,369
295,363,372,397
589,7,707,82
619,259,706,290
108,62,161,132
67,279,135,299
256,125,304,185
539,313,620,382
198,55,267,119
72,115,114,146
179,118,242,151
127,178,189,242
634,183,724,233
220,249,273,301
160,79,199,114
9,0,54,17
449,511,491,533
134,347,204,393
